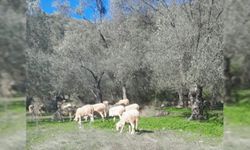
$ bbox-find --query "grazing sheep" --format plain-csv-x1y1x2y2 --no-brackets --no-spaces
74,105,94,128
116,99,129,106
103,101,109,117
125,103,139,111
92,103,107,121
103,100,109,106
109,105,125,121
116,109,139,134
28,103,44,121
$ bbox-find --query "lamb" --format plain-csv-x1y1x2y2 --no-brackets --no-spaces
125,103,139,111
116,99,129,106
92,101,109,121
74,104,94,128
108,105,125,121
116,109,139,134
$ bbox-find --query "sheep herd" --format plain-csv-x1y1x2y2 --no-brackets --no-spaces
73,99,140,134
28,99,140,134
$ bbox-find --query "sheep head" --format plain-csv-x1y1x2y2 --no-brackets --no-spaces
115,120,125,131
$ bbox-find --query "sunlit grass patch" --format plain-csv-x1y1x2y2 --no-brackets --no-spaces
224,89,250,126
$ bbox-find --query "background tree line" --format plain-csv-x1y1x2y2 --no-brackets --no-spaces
0,0,248,120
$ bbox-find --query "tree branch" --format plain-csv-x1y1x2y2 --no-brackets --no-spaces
90,89,97,98
98,72,105,85
80,63,98,81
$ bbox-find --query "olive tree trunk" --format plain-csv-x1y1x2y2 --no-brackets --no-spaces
188,84,205,120
177,89,184,108
177,88,189,108
122,85,127,99
90,82,103,103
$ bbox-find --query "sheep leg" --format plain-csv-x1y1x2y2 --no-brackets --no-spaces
120,125,124,133
104,110,107,118
84,116,88,122
113,117,116,122
78,116,82,128
135,118,138,131
130,123,135,134
99,112,104,121
69,113,73,121
69,112,72,121
90,114,94,122
128,125,131,133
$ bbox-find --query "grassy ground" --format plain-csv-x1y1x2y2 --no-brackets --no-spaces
86,107,223,137
224,89,250,126
0,97,26,150
26,105,223,149
1,89,249,150
223,89,250,150
1,96,224,150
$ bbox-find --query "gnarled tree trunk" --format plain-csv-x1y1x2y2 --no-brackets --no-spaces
188,84,205,120
96,83,103,103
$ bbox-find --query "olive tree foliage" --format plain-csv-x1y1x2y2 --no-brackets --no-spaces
51,23,110,103
105,0,157,100
144,0,224,119
26,0,114,104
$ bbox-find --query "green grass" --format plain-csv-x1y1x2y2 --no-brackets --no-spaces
0,98,26,135
27,120,77,146
27,106,223,139
224,89,250,126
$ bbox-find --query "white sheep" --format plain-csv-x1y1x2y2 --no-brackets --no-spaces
74,104,94,128
116,109,139,134
92,102,109,121
116,99,129,106
108,105,125,121
103,100,109,106
125,103,139,111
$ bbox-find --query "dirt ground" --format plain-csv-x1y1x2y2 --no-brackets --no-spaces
223,126,250,150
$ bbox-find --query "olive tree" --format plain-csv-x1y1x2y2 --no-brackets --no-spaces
145,0,224,120
51,22,110,103
104,0,157,101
